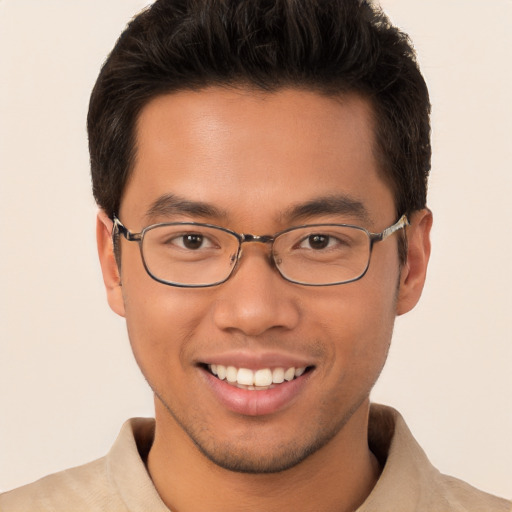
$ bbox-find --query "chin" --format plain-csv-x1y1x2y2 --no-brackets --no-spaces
193,435,331,474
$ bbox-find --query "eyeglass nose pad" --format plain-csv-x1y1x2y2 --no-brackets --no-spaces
270,246,282,268
230,247,243,268
273,254,282,266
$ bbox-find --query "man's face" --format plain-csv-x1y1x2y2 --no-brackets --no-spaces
104,88,412,473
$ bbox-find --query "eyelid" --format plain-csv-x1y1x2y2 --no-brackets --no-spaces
176,234,214,250
298,231,351,246
149,225,227,250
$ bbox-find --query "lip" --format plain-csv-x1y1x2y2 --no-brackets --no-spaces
198,350,313,370
200,364,313,417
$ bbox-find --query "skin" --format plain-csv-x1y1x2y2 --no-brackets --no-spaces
97,87,432,512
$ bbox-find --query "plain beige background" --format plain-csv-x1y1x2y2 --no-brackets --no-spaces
0,0,510,499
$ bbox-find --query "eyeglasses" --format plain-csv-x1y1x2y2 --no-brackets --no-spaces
112,214,409,288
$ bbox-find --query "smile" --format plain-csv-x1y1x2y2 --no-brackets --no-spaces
208,364,308,390
202,360,315,416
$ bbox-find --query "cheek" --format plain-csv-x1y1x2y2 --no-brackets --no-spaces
310,258,399,377
120,248,211,375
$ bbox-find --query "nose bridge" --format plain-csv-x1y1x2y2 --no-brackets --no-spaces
240,233,274,244
234,234,276,274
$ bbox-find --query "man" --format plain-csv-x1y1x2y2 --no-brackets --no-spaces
1,0,509,510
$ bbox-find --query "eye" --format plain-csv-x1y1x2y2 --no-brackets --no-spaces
182,234,204,250
308,234,328,250
299,234,339,250
172,233,214,250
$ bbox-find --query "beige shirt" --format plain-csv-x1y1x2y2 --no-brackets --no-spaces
1,404,509,512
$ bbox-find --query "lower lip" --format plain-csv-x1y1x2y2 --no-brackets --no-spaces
201,368,312,417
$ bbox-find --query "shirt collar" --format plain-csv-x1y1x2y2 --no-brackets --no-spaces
106,404,443,512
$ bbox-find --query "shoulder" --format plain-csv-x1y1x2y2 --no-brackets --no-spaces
0,457,128,512
0,418,158,512
432,473,511,512
364,404,511,512
424,471,512,512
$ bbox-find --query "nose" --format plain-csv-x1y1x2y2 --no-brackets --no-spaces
212,245,301,337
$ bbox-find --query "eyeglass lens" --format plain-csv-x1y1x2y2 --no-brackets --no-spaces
139,223,372,286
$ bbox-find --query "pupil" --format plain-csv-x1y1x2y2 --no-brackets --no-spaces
309,234,328,249
184,234,203,249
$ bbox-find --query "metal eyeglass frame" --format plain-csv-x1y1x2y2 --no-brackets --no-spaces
112,214,409,287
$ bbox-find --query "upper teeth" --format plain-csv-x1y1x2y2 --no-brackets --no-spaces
209,364,306,388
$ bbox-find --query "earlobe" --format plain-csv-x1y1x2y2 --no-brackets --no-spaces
396,208,433,316
96,210,126,318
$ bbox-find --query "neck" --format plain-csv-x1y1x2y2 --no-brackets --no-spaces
147,400,380,512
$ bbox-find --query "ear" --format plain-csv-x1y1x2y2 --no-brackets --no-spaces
396,208,433,316
96,210,126,317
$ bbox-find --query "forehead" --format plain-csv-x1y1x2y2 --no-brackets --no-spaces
121,87,394,228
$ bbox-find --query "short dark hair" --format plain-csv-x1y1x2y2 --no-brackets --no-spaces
88,0,430,229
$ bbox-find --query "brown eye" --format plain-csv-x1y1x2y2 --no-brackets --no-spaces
182,234,204,249
307,234,329,250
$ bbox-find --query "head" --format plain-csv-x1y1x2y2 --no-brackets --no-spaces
92,0,432,476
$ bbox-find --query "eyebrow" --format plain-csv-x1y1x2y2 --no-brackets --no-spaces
144,193,228,222
282,195,371,224
144,192,371,227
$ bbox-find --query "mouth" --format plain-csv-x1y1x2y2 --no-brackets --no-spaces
204,364,314,391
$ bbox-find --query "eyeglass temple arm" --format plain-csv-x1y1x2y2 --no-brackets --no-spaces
112,216,142,242
372,214,409,242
